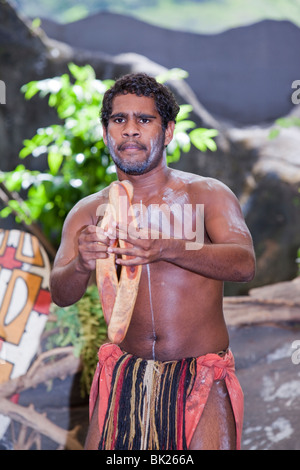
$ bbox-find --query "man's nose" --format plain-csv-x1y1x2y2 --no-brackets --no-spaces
122,119,140,137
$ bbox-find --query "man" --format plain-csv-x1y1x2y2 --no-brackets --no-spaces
50,73,255,450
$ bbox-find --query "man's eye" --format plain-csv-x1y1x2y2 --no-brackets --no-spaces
140,118,150,124
114,118,125,123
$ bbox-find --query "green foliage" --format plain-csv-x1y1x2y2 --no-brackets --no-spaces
1,63,116,243
46,284,107,396
0,63,218,247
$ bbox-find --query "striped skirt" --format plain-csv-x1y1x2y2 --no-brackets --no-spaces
98,352,196,450
89,343,244,450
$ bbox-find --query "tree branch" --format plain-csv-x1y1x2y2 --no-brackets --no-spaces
0,347,82,399
0,347,84,450
0,398,83,450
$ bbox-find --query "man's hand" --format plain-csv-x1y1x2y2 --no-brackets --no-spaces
76,225,117,273
107,222,165,266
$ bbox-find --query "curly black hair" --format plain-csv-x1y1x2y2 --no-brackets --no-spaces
100,73,180,130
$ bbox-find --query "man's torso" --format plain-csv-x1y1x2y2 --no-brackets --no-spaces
82,169,229,361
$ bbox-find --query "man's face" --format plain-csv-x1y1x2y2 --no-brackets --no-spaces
103,93,174,175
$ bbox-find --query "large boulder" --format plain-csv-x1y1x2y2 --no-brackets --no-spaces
226,123,300,290
40,12,300,125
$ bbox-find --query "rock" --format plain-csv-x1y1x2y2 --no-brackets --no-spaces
249,276,300,303
227,276,300,449
224,277,300,326
229,322,300,450
39,12,300,125
227,122,300,291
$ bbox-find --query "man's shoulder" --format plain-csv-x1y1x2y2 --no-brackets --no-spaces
73,188,106,208
169,168,231,194
66,186,111,224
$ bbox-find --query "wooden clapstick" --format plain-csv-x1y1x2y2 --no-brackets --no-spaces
107,181,142,343
96,195,118,325
96,181,142,344
0,324,6,340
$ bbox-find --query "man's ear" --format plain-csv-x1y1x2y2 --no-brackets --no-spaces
102,126,108,145
164,121,175,147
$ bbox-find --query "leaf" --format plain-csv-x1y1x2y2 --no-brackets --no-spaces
269,128,280,139
19,139,37,158
7,200,32,224
177,104,193,121
0,206,13,218
48,149,64,175
189,128,219,152
21,81,40,100
68,62,95,82
156,68,189,84
174,120,195,133
205,138,218,152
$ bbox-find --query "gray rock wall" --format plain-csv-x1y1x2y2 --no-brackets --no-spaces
40,12,300,125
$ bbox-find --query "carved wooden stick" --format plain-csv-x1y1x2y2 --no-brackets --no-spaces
96,181,142,344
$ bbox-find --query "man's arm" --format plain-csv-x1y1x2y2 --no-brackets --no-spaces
165,182,255,282
109,181,255,283
164,239,255,282
50,199,112,307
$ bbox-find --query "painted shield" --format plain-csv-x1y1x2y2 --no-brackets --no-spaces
0,229,51,436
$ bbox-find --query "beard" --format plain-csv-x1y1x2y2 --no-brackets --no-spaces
106,132,166,175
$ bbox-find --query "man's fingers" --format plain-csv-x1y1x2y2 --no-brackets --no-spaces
115,256,147,266
108,245,141,257
80,225,115,246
